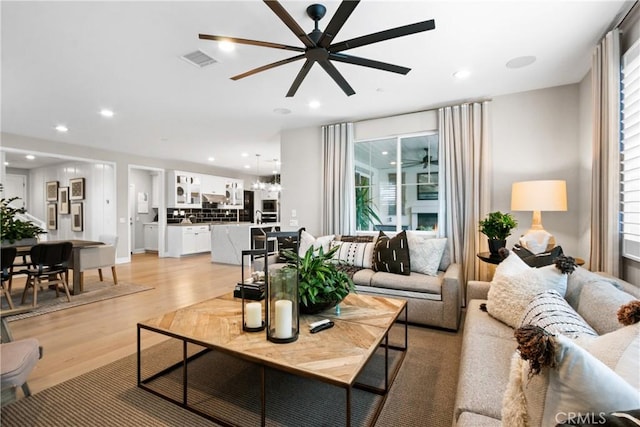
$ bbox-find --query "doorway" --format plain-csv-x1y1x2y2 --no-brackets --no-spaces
128,166,166,258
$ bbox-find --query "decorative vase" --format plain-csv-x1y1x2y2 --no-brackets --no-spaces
488,239,506,255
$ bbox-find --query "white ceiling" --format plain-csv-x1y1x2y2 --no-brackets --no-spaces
1,1,632,173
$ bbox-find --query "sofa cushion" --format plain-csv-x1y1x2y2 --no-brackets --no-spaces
370,270,442,297
486,254,568,328
352,268,375,286
372,230,411,275
298,230,334,257
330,240,374,269
502,333,640,427
564,267,623,310
519,289,597,339
463,300,515,340
456,412,501,427
406,233,447,276
577,281,636,335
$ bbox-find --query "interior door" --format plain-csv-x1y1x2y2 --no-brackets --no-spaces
5,174,27,208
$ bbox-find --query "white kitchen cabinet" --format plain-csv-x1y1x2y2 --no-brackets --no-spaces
143,223,159,251
201,174,226,196
167,225,211,257
167,170,202,208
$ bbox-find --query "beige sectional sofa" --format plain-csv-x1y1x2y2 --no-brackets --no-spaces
453,266,640,426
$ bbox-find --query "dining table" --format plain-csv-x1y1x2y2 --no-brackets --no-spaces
14,239,105,296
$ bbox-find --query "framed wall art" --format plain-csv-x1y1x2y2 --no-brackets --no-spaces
417,172,439,201
69,177,85,200
58,187,70,214
71,202,83,232
46,181,59,202
47,203,57,230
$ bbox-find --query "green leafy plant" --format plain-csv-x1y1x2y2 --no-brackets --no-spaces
356,187,382,230
0,197,46,243
479,211,517,240
282,245,354,312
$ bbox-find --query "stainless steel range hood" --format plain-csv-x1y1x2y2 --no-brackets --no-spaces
202,193,227,204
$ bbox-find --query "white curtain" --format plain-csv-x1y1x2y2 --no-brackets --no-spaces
590,29,620,275
321,123,355,235
439,102,491,294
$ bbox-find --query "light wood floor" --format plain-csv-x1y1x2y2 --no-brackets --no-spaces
7,252,240,396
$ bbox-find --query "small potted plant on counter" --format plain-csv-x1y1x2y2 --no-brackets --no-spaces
479,211,517,255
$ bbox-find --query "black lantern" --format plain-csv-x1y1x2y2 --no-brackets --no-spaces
265,231,300,343
240,249,265,332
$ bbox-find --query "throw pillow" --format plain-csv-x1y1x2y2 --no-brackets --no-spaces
519,289,597,339
406,233,447,276
372,230,411,275
298,230,334,257
336,235,375,243
577,281,636,335
486,255,568,328
502,329,640,427
329,240,375,269
513,245,564,268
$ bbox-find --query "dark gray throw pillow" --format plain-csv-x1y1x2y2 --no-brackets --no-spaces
372,230,411,275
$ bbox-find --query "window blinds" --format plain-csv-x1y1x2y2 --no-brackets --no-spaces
621,39,640,261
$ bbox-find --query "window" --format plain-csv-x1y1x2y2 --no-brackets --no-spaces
621,39,640,261
354,133,440,232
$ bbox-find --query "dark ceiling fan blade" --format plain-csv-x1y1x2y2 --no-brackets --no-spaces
329,53,410,74
231,54,305,80
286,59,314,97
318,1,360,48
318,60,355,96
199,34,304,52
329,19,436,53
264,0,316,48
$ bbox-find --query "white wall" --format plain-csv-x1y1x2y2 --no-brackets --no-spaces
491,84,582,258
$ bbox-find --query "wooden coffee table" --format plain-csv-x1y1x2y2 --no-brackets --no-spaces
137,292,407,426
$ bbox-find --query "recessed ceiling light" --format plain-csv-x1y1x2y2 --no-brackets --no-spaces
453,69,471,79
506,56,536,69
241,152,249,157
308,100,321,109
55,125,68,132
100,109,114,117
208,157,215,162
390,161,396,165
273,108,291,115
382,151,388,155
244,164,251,169
218,40,235,52
4,161,9,166
25,155,35,160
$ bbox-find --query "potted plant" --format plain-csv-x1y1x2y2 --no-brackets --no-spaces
1,197,46,245
479,211,517,254
356,187,382,230
282,245,355,314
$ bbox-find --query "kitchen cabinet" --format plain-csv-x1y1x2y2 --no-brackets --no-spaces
167,225,211,257
219,179,244,209
143,223,159,251
167,170,202,208
201,174,226,196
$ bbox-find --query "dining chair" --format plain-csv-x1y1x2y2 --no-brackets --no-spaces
21,242,73,307
76,234,118,292
1,247,17,309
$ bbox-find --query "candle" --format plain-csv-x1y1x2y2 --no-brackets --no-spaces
274,299,292,338
246,302,262,328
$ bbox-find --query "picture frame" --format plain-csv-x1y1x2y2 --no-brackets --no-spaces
59,187,70,214
47,203,57,230
69,177,85,200
46,181,59,202
71,202,83,232
417,172,439,201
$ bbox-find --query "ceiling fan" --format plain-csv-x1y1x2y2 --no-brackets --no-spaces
402,148,438,169
199,0,435,97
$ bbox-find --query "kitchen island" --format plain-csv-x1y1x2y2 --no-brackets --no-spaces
210,223,280,265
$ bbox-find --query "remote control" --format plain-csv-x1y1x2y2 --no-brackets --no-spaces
309,319,330,329
310,321,334,334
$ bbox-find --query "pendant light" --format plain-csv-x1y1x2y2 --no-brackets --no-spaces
251,154,266,190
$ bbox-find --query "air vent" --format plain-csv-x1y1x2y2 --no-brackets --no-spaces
181,50,217,68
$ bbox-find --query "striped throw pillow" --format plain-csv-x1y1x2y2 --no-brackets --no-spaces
519,289,597,339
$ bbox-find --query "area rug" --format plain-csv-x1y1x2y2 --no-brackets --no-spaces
2,281,154,322
0,324,462,426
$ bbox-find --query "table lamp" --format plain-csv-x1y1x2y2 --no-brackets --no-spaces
511,180,567,254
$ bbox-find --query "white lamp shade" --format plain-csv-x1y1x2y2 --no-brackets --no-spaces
511,180,567,212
